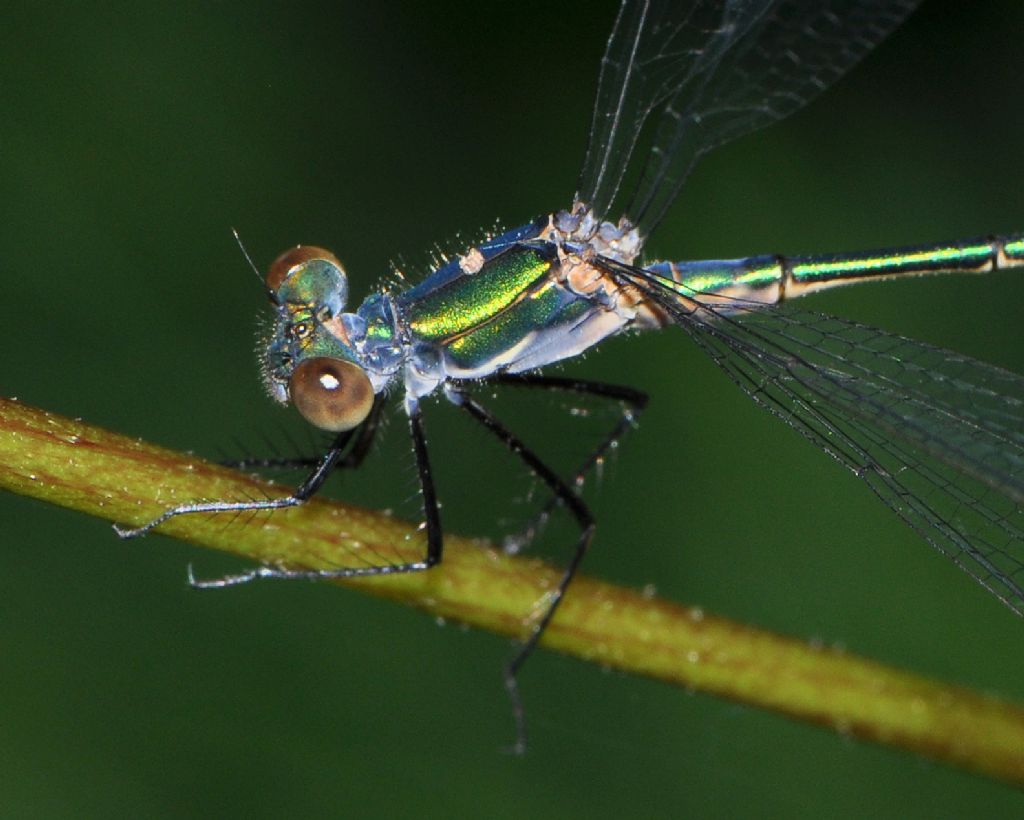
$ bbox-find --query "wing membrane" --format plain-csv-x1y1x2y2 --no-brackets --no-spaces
579,0,919,236
601,257,1024,613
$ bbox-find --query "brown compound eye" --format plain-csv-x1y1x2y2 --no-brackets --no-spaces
288,357,374,432
266,245,342,293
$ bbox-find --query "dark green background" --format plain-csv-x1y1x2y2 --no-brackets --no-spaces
3,2,1023,816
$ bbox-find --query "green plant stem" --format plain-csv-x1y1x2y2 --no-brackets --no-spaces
2,395,1024,784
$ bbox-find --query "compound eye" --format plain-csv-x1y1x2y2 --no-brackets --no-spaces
288,357,374,432
267,245,343,293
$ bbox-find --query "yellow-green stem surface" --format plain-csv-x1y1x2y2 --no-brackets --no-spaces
2,396,1023,785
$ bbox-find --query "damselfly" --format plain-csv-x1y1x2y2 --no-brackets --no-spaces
116,0,1024,750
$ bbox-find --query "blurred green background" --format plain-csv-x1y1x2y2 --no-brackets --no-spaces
2,1,1023,816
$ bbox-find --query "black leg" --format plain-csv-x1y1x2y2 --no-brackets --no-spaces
220,454,324,471
485,374,648,555
114,428,357,539
449,388,597,755
114,397,440,587
408,403,444,569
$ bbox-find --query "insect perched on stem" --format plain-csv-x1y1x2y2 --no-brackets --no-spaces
116,0,1024,751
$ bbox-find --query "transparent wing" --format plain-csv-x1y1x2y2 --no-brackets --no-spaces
601,257,1024,614
579,0,919,236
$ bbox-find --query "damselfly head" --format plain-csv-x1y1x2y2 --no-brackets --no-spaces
267,245,348,315
261,245,375,430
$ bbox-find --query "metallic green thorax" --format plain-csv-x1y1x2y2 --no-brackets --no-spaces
404,245,556,339
398,244,591,373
